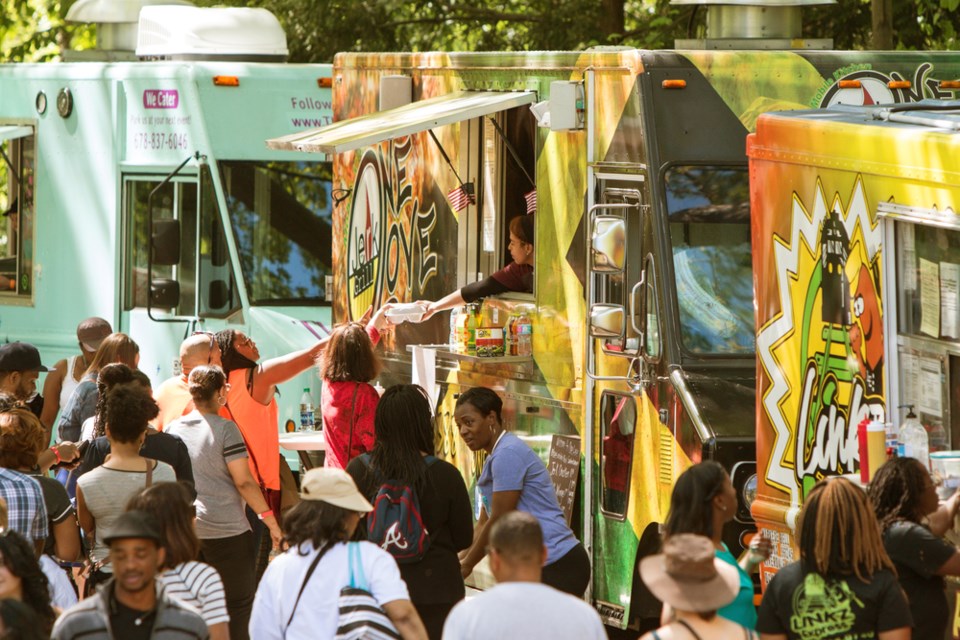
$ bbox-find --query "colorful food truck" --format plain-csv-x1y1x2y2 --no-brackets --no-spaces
0,3,334,436
268,10,960,628
749,101,960,632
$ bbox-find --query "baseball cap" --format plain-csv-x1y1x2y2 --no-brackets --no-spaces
76,317,112,353
103,510,161,545
300,468,373,512
0,342,48,372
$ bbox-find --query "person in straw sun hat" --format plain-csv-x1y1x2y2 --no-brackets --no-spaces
639,534,758,640
249,468,428,640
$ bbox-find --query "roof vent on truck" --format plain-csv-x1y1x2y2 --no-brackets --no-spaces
65,0,194,61
136,6,289,62
669,0,834,50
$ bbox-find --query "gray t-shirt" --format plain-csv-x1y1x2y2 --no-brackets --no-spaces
77,460,176,569
165,410,251,539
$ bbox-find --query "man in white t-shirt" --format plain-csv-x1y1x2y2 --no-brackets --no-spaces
443,511,605,640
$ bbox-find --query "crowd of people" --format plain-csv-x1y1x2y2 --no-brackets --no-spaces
1,314,960,640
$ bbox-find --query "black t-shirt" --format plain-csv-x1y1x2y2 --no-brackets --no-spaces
346,454,474,604
25,471,74,556
757,562,912,640
110,597,156,640
78,431,196,498
883,520,956,640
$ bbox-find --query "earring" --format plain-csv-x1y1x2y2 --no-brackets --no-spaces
218,394,227,406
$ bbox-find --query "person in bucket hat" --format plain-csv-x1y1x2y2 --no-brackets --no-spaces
640,534,757,640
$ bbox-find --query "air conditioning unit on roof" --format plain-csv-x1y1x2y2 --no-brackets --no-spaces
136,6,288,62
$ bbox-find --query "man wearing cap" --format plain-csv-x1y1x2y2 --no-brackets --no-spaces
154,332,222,430
0,341,49,419
52,510,209,640
40,317,112,433
443,511,605,640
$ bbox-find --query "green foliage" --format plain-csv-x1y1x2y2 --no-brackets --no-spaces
1,0,94,62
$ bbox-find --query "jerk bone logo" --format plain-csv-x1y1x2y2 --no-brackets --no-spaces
757,177,885,507
347,137,439,321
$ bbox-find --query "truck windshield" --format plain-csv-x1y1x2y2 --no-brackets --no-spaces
220,161,332,305
665,166,753,356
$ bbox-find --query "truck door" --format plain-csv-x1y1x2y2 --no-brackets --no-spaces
586,176,665,626
120,166,239,384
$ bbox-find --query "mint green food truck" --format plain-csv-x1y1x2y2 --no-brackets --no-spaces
0,3,334,441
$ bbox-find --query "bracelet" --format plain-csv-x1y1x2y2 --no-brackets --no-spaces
257,509,274,521
50,446,62,464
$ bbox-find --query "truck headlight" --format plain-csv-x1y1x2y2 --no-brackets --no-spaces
742,473,758,509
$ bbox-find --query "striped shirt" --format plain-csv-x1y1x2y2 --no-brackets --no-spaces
160,561,230,627
0,467,48,542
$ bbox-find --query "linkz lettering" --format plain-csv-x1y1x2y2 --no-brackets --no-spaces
795,207,883,496
818,62,959,108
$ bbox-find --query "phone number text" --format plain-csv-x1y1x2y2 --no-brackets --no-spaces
131,131,189,151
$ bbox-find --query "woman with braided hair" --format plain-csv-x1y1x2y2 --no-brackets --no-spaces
0,529,57,635
867,457,960,640
757,476,912,640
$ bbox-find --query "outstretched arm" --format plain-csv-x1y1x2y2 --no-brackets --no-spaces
422,289,465,321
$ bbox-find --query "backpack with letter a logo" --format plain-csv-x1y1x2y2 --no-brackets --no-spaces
360,453,438,564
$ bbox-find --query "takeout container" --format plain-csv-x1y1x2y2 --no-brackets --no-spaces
385,303,426,324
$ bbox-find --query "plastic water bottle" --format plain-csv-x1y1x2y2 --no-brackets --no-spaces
927,421,948,453
898,405,929,470
299,388,315,431
449,306,461,351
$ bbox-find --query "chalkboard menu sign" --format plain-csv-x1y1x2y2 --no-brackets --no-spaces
548,434,581,525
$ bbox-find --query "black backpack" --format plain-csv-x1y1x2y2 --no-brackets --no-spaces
360,453,438,564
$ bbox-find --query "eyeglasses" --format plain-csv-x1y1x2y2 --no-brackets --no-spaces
236,335,254,348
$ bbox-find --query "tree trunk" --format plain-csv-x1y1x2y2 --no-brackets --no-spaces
600,0,625,39
871,0,894,49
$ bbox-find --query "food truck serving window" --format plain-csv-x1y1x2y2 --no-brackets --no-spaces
0,125,35,300
665,166,753,356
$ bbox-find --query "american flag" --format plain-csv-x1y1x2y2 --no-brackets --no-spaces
447,183,476,212
524,189,537,215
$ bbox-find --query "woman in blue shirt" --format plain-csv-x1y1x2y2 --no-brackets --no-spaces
454,386,590,596
662,461,770,629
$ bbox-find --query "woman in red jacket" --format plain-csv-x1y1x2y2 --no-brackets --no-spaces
320,307,392,469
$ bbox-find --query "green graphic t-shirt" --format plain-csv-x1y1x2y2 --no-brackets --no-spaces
756,563,912,640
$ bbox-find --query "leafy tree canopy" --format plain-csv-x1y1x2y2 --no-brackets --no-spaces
2,1,958,64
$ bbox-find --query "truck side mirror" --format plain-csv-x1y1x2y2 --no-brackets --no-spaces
208,279,229,310
151,278,180,308
152,219,181,266
591,216,626,273
589,304,624,338
210,221,228,268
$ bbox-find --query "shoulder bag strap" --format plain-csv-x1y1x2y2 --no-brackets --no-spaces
345,382,360,464
676,620,705,640
348,541,368,591
283,543,333,636
145,459,153,488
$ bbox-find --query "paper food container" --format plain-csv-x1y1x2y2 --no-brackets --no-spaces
385,303,426,323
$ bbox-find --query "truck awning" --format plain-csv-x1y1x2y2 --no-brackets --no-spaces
0,125,32,144
266,91,536,154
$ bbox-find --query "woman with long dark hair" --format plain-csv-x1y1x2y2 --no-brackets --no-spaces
127,481,230,640
867,457,960,639
249,468,428,639
454,386,589,597
347,384,473,639
663,461,770,629
0,529,56,635
757,477,912,640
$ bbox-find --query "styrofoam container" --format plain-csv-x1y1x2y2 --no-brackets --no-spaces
385,303,426,324
931,452,960,499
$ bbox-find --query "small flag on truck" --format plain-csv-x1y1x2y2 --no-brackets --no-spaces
447,182,476,212
524,189,537,215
